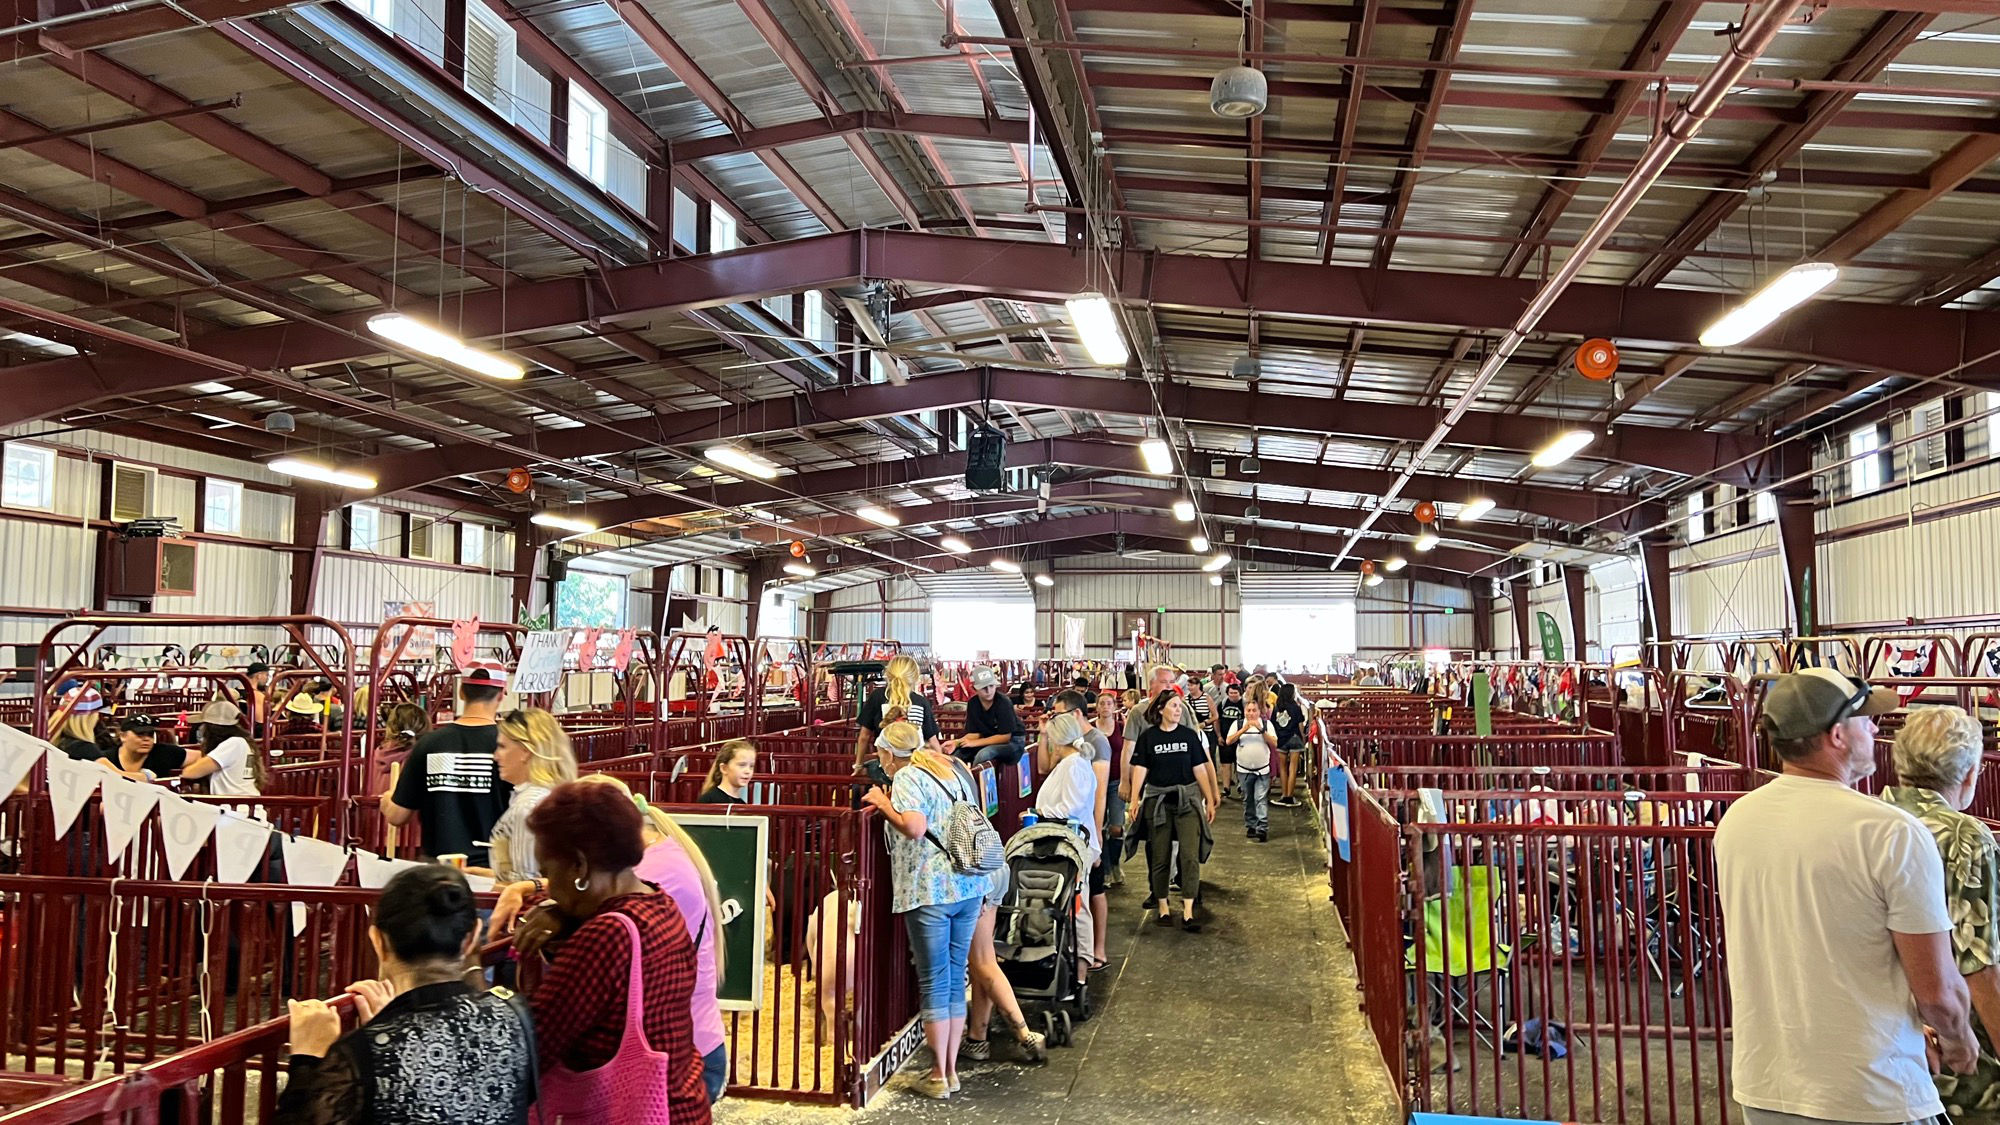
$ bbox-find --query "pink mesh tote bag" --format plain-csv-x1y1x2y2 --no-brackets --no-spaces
535,912,676,1125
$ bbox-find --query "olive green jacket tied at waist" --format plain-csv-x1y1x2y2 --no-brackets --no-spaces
1138,782,1214,864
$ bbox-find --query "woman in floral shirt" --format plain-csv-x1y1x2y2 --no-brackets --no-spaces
1882,705,2000,1119
861,721,989,1100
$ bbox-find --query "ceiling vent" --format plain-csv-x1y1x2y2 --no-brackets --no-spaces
1210,65,1268,118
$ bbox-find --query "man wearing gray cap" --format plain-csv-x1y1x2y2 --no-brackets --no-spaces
950,666,1023,765
1717,667,1977,1125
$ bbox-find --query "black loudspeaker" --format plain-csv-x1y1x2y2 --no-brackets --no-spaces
545,544,569,582
965,426,1006,490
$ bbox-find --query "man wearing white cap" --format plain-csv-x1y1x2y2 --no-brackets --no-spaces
1717,667,1977,1125
949,666,1023,766
381,661,512,865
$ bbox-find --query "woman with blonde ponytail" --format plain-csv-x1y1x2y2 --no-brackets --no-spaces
854,654,941,766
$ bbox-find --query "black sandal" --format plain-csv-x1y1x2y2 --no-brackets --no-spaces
1181,918,1202,933
1155,912,1174,927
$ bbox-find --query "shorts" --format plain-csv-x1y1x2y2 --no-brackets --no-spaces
1088,854,1108,897
984,864,1011,908
1216,739,1236,766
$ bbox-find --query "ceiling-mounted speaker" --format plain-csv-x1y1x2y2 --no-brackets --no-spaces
1241,456,1261,475
264,412,296,434
1210,459,1227,477
1575,338,1620,382
965,426,1007,491
1210,65,1269,118
1223,528,1237,543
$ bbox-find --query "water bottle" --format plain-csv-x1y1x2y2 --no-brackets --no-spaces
1019,812,1039,829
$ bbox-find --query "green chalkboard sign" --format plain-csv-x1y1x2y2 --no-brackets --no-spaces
670,813,770,1011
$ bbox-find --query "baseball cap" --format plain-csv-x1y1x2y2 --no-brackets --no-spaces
461,660,510,686
970,666,999,691
1760,666,1899,742
62,686,105,713
118,713,159,734
198,699,242,726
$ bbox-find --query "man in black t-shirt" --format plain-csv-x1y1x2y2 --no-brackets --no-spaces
381,663,511,864
952,666,1023,765
1214,682,1245,797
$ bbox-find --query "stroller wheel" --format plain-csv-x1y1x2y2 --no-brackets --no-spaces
1039,1011,1056,1043
1058,1011,1073,1046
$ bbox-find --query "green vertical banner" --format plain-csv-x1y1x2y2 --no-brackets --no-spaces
1535,610,1565,662
1471,672,1493,737
671,813,770,1011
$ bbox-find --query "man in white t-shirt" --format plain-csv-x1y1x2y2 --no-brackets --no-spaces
1717,667,1976,1125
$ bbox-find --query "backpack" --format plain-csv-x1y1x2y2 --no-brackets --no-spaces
913,768,1005,876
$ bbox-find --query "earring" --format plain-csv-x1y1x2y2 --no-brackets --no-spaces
574,876,589,893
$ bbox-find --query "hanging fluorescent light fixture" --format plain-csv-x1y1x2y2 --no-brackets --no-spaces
1455,498,1496,522
367,312,525,380
1209,574,1223,587
1172,498,1195,522
1530,429,1596,469
1034,574,1055,587
856,505,900,527
530,512,596,533
1413,531,1439,552
1698,261,1840,348
269,457,376,490
1202,552,1232,572
706,445,780,480
1365,573,1384,587
1190,534,1210,553
939,535,971,554
1064,292,1129,366
1139,438,1174,476
991,558,1022,573
1384,556,1408,572
783,562,816,578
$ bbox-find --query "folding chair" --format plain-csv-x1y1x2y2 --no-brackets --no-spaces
1407,864,1513,1061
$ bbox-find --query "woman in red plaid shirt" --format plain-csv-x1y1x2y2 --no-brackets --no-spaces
513,782,712,1124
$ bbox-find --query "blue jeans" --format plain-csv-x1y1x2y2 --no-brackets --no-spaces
1241,770,1270,834
904,896,981,1024
702,1043,728,1103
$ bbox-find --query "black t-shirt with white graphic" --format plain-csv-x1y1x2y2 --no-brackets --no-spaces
391,722,509,864
1272,701,1307,747
1132,723,1207,789
857,689,940,743
1217,699,1245,733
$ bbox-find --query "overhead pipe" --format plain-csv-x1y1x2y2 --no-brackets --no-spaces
1328,0,1810,570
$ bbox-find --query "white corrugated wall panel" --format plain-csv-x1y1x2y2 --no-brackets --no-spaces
823,577,929,647
1670,522,1787,641
1590,558,1642,659
1493,599,1518,659
1038,563,1226,663
122,541,292,650
312,555,514,648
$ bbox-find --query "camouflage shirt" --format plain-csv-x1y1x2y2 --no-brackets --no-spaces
1882,785,2000,1119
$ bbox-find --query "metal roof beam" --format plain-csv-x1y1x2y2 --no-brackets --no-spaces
1817,132,2000,265
1368,0,1474,271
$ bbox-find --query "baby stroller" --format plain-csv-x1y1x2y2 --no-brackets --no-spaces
994,820,1091,1046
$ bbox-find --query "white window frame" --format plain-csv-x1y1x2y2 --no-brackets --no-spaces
803,290,831,349
348,504,384,554
709,206,737,253
566,86,609,186
342,0,395,29
1848,425,1883,495
1686,490,1707,542
1755,491,1777,524
204,479,244,536
2,442,57,511
671,187,699,252
461,522,489,567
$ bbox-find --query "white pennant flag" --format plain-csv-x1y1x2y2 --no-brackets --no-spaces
44,754,102,840
281,834,353,935
156,794,222,880
213,812,273,884
0,725,50,795
355,850,425,890
97,774,163,859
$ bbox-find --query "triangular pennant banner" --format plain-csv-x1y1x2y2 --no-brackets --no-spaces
97,774,163,859
282,834,352,934
44,754,102,841
213,812,273,884
0,725,48,796
354,851,424,890
156,794,222,880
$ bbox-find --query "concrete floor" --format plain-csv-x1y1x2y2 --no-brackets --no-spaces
716,795,1404,1125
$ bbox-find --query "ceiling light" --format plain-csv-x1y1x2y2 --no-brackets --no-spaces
366,312,524,380
1209,574,1223,587
2,330,79,356
1202,552,1231,572
1365,573,1384,587
1530,429,1596,469
783,562,817,578
1384,556,1407,572
1210,64,1269,118
1413,531,1439,552
1139,438,1173,476
192,381,233,394
1190,534,1210,553
269,457,376,490
1033,574,1054,587
1171,498,1195,522
1456,498,1496,522
705,445,780,480
991,558,1022,573
939,535,971,554
1064,292,1129,366
530,512,596,534
1698,261,1840,348
856,505,900,527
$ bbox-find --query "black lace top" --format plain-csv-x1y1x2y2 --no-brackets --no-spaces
275,981,536,1124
